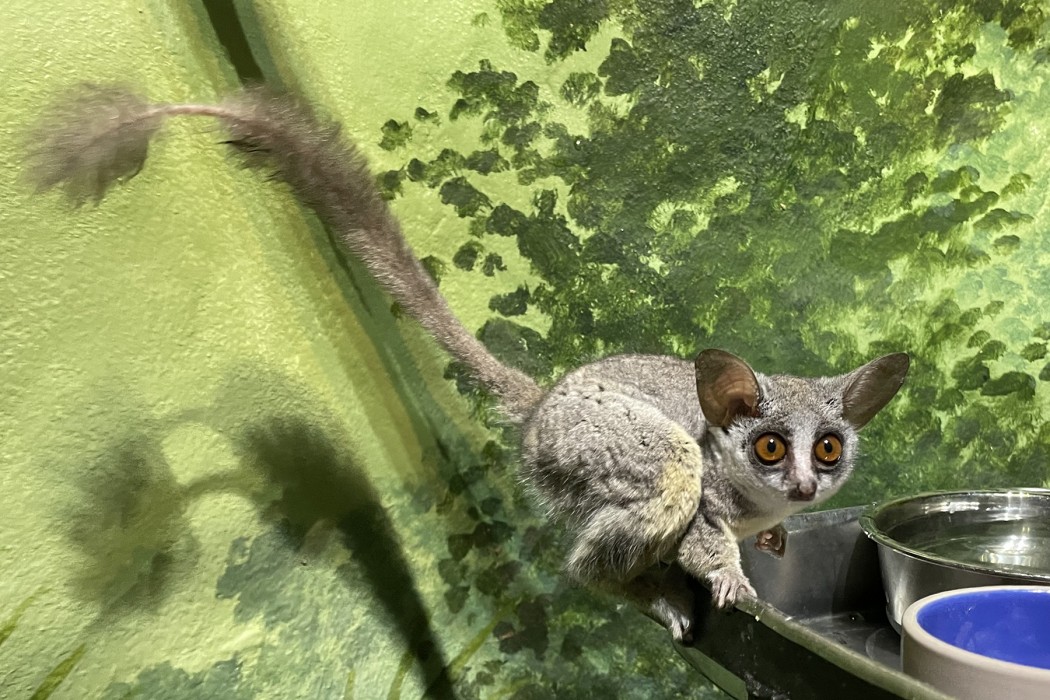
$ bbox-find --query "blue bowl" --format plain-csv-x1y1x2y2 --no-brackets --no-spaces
917,586,1050,669
902,586,1050,699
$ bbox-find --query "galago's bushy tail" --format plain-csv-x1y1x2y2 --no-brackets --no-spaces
27,84,543,420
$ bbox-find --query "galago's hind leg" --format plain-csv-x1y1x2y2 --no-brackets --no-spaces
521,383,705,641
601,566,701,643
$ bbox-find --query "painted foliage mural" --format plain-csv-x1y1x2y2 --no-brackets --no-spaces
2,0,1050,699
385,0,1050,504
367,2,1050,688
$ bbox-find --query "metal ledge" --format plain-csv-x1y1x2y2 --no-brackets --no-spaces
675,506,952,699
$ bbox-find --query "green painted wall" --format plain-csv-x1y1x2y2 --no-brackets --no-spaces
2,0,1049,698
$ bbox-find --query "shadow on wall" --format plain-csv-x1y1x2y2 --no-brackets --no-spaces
238,416,456,699
59,368,457,699
65,433,201,615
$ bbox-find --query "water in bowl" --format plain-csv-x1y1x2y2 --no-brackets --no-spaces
887,513,1050,576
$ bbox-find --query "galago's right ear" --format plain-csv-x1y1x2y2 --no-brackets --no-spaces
695,349,761,428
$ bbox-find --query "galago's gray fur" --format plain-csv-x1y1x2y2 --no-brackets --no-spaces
27,85,909,643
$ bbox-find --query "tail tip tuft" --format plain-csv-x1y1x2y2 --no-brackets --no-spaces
25,84,164,206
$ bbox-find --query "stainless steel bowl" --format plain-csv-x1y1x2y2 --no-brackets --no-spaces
859,489,1050,630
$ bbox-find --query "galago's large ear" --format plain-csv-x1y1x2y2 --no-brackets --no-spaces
841,353,910,429
695,349,761,428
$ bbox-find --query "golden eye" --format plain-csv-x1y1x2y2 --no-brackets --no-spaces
814,434,842,466
753,433,787,465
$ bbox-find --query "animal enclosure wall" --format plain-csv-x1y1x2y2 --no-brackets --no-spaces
1,1,1048,697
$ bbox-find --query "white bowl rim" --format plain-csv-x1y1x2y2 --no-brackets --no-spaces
902,584,1050,681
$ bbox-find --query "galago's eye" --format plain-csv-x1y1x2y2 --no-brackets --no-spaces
813,434,842,467
753,433,787,465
